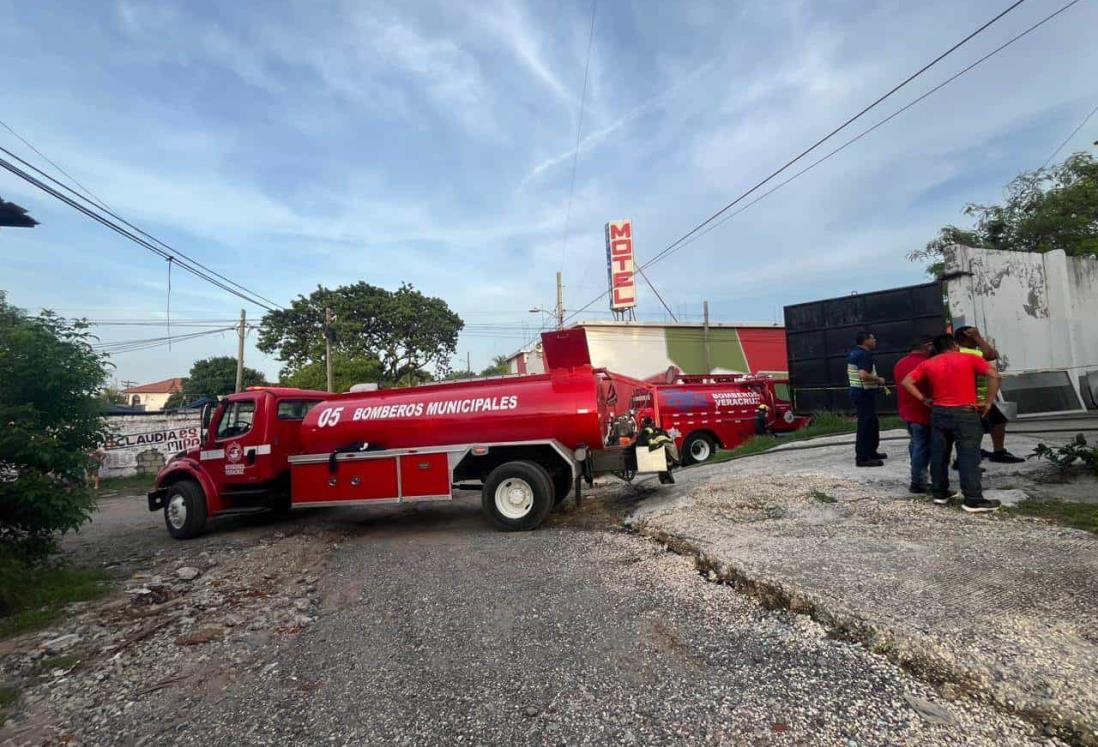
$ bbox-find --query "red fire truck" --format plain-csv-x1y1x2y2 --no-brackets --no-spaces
148,358,675,539
653,373,809,465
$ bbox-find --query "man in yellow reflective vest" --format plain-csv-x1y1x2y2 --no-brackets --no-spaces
847,331,888,467
953,326,1024,463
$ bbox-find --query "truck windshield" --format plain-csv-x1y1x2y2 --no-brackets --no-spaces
216,400,255,439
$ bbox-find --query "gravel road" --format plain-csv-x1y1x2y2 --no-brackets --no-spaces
1,486,1057,745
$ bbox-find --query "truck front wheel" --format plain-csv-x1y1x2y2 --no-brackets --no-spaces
482,461,553,531
164,479,208,540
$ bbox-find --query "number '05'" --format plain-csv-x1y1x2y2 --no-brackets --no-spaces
317,407,344,427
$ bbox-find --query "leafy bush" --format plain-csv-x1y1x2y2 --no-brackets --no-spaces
1029,434,1098,475
0,294,109,559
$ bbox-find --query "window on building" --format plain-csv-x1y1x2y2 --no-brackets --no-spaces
131,395,141,407
216,400,256,439
1000,371,1084,415
277,400,321,420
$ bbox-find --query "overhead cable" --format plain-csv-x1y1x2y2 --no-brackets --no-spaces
0,153,279,312
564,0,1031,323
0,142,283,311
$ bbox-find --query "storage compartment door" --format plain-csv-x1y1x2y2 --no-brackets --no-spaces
399,452,452,500
291,457,399,505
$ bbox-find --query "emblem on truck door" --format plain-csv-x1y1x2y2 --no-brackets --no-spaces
225,442,245,475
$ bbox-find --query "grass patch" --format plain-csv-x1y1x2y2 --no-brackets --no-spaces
710,411,906,464
96,473,155,494
0,554,111,639
1003,499,1098,535
0,683,19,717
810,489,837,504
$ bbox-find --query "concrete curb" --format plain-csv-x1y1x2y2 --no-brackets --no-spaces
624,517,1097,746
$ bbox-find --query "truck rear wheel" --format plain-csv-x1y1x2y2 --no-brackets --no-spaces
481,461,553,531
682,432,717,465
164,479,208,540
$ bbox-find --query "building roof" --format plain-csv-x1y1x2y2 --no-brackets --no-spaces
576,320,782,329
122,377,184,394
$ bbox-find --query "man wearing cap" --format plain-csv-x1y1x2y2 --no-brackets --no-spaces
954,325,1024,464
893,336,935,493
847,331,888,467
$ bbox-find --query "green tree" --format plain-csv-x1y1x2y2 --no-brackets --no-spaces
165,356,266,408
480,355,511,377
911,153,1098,274
100,387,127,405
282,352,385,393
0,294,110,559
257,282,463,386
441,369,477,381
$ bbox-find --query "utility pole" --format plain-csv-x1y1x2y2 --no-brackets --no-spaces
325,307,334,393
235,309,246,393
555,271,564,329
703,300,712,376
466,351,471,373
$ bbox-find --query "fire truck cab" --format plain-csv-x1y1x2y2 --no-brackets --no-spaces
147,387,328,538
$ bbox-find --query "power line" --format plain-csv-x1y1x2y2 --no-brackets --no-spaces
660,0,1084,265
1043,97,1098,167
0,118,111,211
92,326,236,354
0,152,279,312
564,0,1030,323
0,140,283,311
558,0,598,271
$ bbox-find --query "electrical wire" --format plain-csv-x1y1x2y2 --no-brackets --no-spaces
92,326,236,354
0,143,284,311
654,0,1085,268
564,0,1032,323
0,118,112,211
0,152,279,311
559,0,598,272
1043,98,1098,167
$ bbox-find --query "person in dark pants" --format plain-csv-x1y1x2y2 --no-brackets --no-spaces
893,336,935,493
954,325,1024,463
847,331,887,467
901,333,1003,513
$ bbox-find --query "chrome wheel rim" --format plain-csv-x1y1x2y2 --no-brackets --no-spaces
494,478,534,519
690,438,712,462
167,493,187,529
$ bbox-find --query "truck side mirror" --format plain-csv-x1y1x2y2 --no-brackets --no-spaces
201,402,214,440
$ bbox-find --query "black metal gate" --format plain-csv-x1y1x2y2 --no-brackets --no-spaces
783,282,947,414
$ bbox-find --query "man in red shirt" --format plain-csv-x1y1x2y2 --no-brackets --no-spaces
902,333,1003,513
893,337,934,494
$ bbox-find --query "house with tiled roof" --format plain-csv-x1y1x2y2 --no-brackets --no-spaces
121,377,184,412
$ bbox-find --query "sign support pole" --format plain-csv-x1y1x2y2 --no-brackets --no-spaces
235,309,246,393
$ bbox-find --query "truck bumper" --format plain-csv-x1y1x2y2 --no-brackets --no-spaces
147,487,169,512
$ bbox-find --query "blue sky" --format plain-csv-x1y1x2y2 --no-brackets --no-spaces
1,0,1096,385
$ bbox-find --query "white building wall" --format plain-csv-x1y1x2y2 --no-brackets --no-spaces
944,245,1098,410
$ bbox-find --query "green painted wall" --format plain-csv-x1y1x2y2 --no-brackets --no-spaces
664,328,748,374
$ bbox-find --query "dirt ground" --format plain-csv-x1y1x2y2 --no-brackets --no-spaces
0,483,1058,746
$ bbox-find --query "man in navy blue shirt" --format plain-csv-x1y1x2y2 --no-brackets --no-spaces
847,331,887,467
